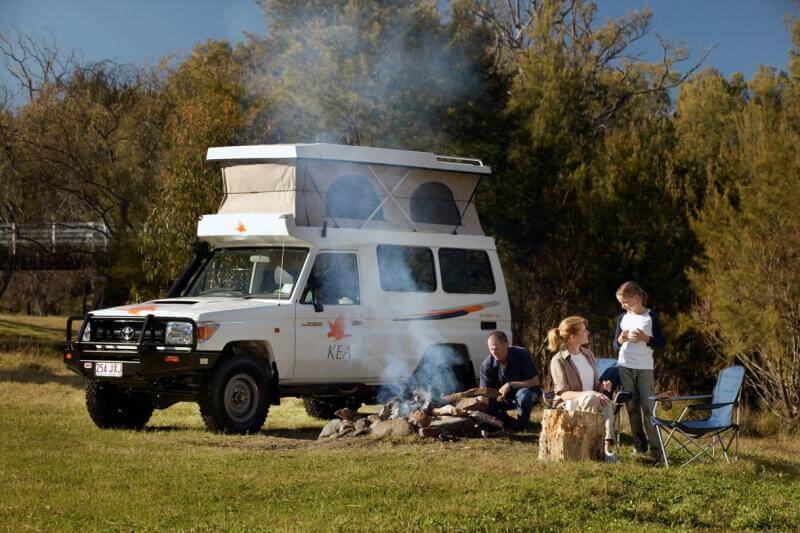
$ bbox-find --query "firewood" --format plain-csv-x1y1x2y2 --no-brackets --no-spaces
432,404,463,417
443,387,501,404
537,408,604,461
466,410,505,429
408,409,431,428
455,396,490,412
427,416,479,437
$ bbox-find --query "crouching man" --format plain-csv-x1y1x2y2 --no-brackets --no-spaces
480,331,542,431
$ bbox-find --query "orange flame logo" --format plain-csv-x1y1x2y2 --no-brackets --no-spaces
235,221,247,233
326,316,351,341
126,304,159,315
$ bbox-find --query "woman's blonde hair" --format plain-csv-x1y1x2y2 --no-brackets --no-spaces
546,315,588,352
616,281,647,305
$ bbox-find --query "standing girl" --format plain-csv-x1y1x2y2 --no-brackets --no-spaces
613,281,665,457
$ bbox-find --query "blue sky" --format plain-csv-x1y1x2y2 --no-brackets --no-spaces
1,0,798,101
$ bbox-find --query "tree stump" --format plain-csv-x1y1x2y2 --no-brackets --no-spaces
538,408,604,461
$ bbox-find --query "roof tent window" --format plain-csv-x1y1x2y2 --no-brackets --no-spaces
377,245,436,292
410,182,460,225
325,174,383,220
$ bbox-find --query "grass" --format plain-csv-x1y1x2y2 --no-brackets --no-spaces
1,314,799,530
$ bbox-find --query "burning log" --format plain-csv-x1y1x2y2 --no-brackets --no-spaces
466,410,505,430
538,408,604,461
408,409,431,428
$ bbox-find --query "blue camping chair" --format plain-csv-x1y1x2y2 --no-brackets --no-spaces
650,365,745,467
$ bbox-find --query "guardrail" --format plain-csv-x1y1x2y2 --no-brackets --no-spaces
0,222,108,255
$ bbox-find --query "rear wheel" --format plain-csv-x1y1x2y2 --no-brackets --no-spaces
199,356,270,434
303,397,361,419
85,382,154,430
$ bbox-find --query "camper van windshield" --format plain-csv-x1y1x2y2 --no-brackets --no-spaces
185,247,308,299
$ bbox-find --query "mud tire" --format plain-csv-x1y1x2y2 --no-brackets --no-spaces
199,355,270,434
303,397,361,419
86,382,154,430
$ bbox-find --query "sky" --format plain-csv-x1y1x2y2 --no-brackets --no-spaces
1,0,798,103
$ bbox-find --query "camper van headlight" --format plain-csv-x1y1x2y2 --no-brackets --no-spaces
81,323,91,342
165,321,194,345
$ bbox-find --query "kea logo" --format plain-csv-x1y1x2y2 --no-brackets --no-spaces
235,221,247,233
125,304,159,315
326,316,351,342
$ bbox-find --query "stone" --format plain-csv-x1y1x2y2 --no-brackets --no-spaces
427,416,478,436
538,408,605,462
367,414,381,424
369,419,415,437
317,419,341,440
334,407,359,421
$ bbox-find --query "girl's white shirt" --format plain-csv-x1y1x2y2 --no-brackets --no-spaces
618,308,654,369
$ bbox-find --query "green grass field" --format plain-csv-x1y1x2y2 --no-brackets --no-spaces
1,315,799,530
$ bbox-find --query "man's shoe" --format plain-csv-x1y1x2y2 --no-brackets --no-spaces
604,452,618,464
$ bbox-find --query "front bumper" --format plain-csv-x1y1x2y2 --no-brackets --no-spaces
63,342,221,383
64,314,220,384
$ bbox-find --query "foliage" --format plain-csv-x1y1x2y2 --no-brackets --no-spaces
691,63,800,426
138,40,258,293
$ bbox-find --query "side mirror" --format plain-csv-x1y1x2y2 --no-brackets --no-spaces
313,300,324,313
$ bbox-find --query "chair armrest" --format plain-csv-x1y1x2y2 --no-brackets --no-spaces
649,394,713,402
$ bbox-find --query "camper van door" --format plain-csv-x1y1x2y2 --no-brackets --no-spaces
294,251,370,381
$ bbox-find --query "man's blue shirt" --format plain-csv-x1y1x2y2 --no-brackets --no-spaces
479,346,539,389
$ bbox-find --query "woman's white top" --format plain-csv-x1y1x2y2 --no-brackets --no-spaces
569,352,594,392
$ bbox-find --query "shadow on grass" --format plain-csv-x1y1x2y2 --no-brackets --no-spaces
0,367,84,389
747,454,800,480
264,427,322,440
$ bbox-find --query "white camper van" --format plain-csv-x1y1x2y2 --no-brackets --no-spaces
64,144,512,433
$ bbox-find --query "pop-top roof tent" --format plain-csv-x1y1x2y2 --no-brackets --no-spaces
206,144,491,235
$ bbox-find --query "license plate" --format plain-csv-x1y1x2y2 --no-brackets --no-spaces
95,362,123,377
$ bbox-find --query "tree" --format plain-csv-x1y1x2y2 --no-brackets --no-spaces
245,0,492,150
477,0,703,370
139,40,258,293
691,64,800,426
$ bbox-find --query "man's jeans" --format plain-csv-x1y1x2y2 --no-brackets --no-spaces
491,387,541,430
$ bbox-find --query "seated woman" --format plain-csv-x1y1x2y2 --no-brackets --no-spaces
547,316,617,463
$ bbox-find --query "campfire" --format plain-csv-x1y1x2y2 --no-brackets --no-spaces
317,387,508,441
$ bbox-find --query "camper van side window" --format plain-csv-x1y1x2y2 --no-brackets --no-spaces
439,248,495,294
377,245,436,292
303,252,361,305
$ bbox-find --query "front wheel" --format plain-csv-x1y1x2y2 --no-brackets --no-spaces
199,356,270,434
86,382,154,430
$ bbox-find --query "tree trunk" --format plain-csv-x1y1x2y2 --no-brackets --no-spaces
538,408,604,462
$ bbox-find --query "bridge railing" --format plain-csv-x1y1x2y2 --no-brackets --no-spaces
0,222,109,256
